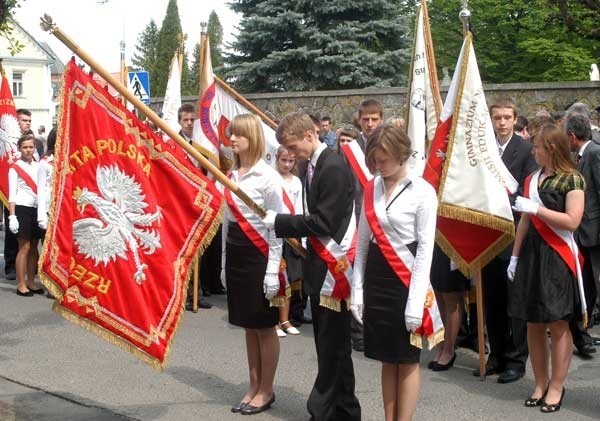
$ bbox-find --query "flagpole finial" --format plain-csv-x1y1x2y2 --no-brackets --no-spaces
40,14,56,33
200,21,207,35
459,2,471,36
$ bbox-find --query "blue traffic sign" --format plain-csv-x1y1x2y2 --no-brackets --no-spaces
128,71,151,105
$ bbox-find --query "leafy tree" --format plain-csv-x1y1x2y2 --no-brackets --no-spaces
226,0,412,92
207,11,224,70
0,0,24,55
426,0,598,82
152,0,183,98
131,19,159,73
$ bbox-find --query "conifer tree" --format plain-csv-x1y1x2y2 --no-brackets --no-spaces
207,11,224,70
152,0,183,98
131,19,159,73
226,0,412,92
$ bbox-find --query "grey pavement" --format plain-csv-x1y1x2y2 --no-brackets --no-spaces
0,277,598,421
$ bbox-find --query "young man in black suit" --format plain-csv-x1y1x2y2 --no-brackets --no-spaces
479,98,538,383
264,111,361,421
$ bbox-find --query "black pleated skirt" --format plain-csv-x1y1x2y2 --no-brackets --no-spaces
364,242,421,364
509,225,580,323
226,223,278,329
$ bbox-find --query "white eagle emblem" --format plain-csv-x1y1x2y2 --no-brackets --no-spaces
0,113,20,162
73,165,162,284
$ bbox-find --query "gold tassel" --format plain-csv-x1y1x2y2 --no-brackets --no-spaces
410,333,423,349
319,295,341,312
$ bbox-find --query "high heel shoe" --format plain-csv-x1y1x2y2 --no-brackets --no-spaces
540,388,565,413
524,389,547,407
427,360,437,369
430,353,456,371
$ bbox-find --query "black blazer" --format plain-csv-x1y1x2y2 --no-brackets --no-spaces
275,148,355,294
576,141,600,247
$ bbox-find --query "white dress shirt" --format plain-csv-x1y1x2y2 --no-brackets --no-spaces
354,175,438,319
281,174,303,216
8,159,39,207
221,159,284,275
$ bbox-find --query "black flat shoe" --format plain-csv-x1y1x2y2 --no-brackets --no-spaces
427,360,438,369
540,388,565,413
231,401,249,413
525,389,547,407
241,394,275,415
29,288,45,295
16,289,34,297
431,354,456,371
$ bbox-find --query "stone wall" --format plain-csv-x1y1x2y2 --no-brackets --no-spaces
151,81,600,126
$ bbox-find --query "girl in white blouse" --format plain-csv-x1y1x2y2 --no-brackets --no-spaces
350,125,437,421
221,114,283,415
9,134,44,296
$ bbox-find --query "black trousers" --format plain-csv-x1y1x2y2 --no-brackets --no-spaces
3,209,17,273
570,245,598,348
199,226,223,292
308,295,361,421
482,256,528,372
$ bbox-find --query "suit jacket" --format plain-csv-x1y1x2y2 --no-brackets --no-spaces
500,133,538,259
576,141,600,247
275,148,355,294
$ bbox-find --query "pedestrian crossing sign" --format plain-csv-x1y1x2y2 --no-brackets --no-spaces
128,71,151,105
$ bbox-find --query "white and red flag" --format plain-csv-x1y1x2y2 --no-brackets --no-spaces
423,33,517,276
40,60,223,369
192,34,279,169
0,68,20,206
406,0,442,176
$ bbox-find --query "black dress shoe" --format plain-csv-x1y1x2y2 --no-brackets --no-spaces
241,394,275,415
289,318,303,327
29,288,45,295
431,354,456,371
210,287,227,295
577,343,596,356
352,341,364,352
498,368,524,384
524,389,547,407
231,401,249,413
5,271,16,281
198,298,212,309
299,315,312,324
472,363,502,377
16,289,34,297
202,288,211,297
540,388,565,413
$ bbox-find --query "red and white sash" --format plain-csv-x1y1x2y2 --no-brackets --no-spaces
525,170,587,321
282,189,295,215
308,210,357,312
224,186,289,306
340,141,372,189
364,177,444,349
12,162,37,194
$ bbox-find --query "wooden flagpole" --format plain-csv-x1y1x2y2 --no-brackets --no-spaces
40,14,306,259
475,269,486,380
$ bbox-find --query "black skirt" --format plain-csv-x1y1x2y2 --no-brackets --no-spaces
430,244,470,293
226,223,278,329
282,242,303,285
14,205,43,241
363,242,421,364
509,225,580,323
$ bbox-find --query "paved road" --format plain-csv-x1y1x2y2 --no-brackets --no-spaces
0,273,599,421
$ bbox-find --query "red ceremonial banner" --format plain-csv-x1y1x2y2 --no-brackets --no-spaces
0,73,20,206
40,61,223,370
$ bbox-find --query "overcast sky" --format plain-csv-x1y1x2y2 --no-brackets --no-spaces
15,0,240,72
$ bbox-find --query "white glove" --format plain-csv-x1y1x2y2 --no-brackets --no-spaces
512,196,539,215
220,268,226,288
38,217,48,230
263,273,279,300
350,288,364,324
507,256,518,282
405,314,422,333
262,210,277,230
8,215,18,234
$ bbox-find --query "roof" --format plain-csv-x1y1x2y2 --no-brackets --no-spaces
40,41,65,75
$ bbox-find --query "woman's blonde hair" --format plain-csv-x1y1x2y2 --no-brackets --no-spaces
227,114,265,168
365,124,412,173
535,123,576,173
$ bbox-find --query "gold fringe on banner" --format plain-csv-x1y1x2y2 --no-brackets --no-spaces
269,286,292,308
438,204,515,235
290,279,303,292
411,328,446,350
